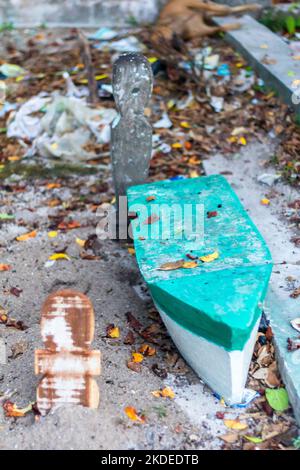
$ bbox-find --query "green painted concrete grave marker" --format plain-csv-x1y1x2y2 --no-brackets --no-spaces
127,176,272,403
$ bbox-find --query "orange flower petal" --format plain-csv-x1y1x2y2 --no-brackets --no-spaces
16,230,37,242
124,406,145,423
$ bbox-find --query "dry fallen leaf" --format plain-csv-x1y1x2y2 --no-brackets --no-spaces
219,433,239,444
3,401,32,417
46,183,61,189
58,220,81,230
158,260,184,271
182,260,198,269
76,237,86,247
151,386,175,399
290,288,300,299
127,360,142,373
124,406,145,423
224,419,248,431
10,287,22,297
10,340,27,359
0,310,28,330
16,230,37,242
199,251,219,263
161,386,175,399
0,264,12,272
252,367,268,381
126,312,142,331
290,318,300,333
47,198,61,207
80,252,100,261
132,352,144,363
106,324,120,338
124,330,135,345
143,214,160,225
128,247,135,255
139,344,156,356
266,368,281,388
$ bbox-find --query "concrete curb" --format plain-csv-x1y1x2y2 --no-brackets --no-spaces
213,14,300,117
203,143,300,426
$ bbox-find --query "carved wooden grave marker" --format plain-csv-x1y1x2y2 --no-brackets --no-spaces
111,52,153,203
35,290,101,415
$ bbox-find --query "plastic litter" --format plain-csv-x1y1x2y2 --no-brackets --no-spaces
93,36,144,53
89,27,119,41
99,83,113,98
0,63,27,78
217,64,230,77
290,318,300,333
7,94,51,140
63,72,88,99
233,69,255,93
0,102,17,118
204,54,219,70
210,96,224,113
0,80,6,103
153,112,173,129
7,92,117,162
176,91,194,110
214,388,260,408
169,175,186,181
257,173,281,186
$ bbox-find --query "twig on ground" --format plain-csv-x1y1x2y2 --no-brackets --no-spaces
77,30,99,105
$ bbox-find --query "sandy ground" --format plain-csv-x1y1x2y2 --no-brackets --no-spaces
0,172,232,450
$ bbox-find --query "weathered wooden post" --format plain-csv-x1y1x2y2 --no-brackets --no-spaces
35,290,101,415
111,53,153,212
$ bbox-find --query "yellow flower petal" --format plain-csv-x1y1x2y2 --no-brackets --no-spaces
161,386,175,399
76,237,86,247
180,121,190,129
224,419,248,431
261,198,270,206
107,326,120,338
48,231,58,238
132,352,144,363
172,142,182,149
48,253,70,261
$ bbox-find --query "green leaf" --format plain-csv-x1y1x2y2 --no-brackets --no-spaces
0,213,14,220
285,15,296,35
293,436,300,449
243,435,263,444
265,388,289,412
